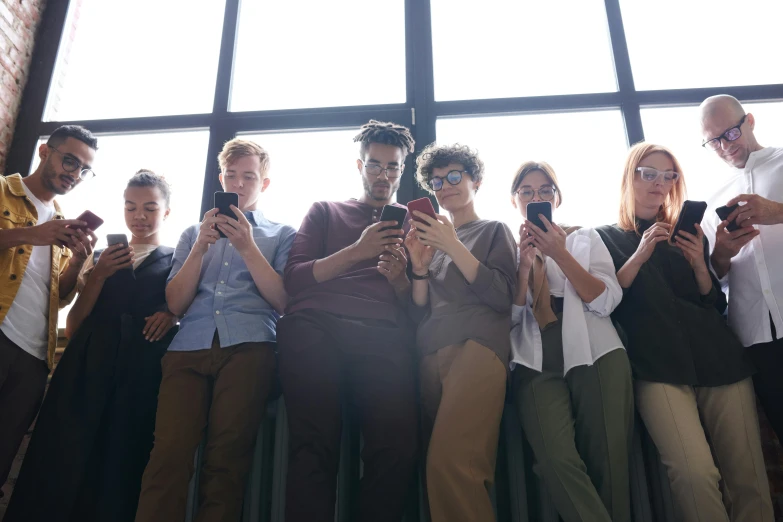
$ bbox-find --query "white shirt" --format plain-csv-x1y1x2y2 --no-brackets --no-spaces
0,184,56,360
702,146,783,347
77,244,159,292
510,228,625,375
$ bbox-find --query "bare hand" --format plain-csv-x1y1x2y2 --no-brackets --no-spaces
711,220,759,273
378,244,409,287
525,216,567,261
726,194,783,227
634,222,670,263
92,243,134,281
673,224,708,273
216,205,257,256
194,209,222,254
143,311,177,342
518,224,536,274
27,219,86,247
404,227,435,275
351,220,403,261
409,211,460,255
67,228,98,266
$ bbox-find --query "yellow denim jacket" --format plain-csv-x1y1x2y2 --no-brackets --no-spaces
0,174,77,369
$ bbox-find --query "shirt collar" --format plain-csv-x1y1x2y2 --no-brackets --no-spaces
245,209,266,227
742,146,776,171
7,173,65,218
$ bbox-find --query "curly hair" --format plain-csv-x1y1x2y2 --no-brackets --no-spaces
353,120,415,161
127,169,172,208
415,143,484,194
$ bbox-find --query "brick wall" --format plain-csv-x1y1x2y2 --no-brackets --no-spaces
0,0,47,175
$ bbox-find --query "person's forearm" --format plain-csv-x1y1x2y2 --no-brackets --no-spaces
694,266,713,296
59,260,81,299
411,278,429,307
515,266,531,306
242,247,288,315
710,251,730,279
393,279,411,302
617,254,644,289
166,249,206,316
65,274,105,338
446,241,480,284
552,251,606,303
0,228,28,250
312,245,361,283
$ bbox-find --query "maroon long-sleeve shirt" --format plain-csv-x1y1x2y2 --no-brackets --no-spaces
284,199,409,322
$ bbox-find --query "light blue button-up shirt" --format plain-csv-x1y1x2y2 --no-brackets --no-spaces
167,210,296,351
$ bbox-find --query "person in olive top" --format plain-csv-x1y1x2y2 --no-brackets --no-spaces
509,162,633,522
279,120,417,522
596,142,773,522
406,143,516,522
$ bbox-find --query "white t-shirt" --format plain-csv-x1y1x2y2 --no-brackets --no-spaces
0,183,56,360
703,147,783,347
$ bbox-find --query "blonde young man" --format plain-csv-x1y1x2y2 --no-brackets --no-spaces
135,139,296,522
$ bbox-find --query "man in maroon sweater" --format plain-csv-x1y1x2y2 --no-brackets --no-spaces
279,120,417,522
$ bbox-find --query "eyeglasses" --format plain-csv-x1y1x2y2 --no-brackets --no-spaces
636,167,680,184
48,145,95,180
514,186,556,202
702,115,746,151
363,161,401,179
429,170,469,191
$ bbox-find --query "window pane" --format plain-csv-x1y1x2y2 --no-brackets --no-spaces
431,0,616,101
44,0,225,121
31,131,210,327
231,1,406,112
620,0,783,90
435,111,628,229
241,128,389,228
641,102,783,202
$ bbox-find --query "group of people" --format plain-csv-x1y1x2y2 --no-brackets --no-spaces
0,93,780,522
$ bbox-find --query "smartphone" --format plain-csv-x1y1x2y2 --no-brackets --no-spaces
670,200,708,243
407,197,437,224
379,205,408,236
214,191,239,239
715,203,741,232
526,201,552,232
69,210,104,231
107,233,129,249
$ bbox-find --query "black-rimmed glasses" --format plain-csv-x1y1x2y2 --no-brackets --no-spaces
429,170,469,191
702,115,746,151
362,161,401,179
48,145,95,180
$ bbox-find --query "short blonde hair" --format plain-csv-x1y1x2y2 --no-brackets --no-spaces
510,161,563,207
618,142,687,234
218,138,270,175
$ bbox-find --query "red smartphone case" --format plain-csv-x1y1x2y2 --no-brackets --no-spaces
407,197,437,222
72,210,104,231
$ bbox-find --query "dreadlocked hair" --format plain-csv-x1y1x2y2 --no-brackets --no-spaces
353,120,415,161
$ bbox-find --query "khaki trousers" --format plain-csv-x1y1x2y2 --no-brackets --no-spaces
420,340,506,522
636,378,773,522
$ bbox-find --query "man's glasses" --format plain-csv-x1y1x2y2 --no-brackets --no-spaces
49,145,95,180
363,161,401,179
702,115,746,151
636,167,680,184
514,186,556,202
429,170,469,191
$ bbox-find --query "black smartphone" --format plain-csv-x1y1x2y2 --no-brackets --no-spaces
526,201,552,232
214,191,239,239
670,200,708,243
715,204,741,232
379,205,408,236
107,233,129,249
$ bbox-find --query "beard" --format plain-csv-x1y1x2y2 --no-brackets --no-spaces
362,176,398,202
41,160,69,195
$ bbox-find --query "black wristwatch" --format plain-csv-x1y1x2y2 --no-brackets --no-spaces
411,271,430,280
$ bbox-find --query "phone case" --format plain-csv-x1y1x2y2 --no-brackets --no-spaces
107,234,128,247
715,204,741,232
379,205,408,231
407,197,437,222
72,210,104,231
214,192,239,238
671,200,707,239
526,201,552,232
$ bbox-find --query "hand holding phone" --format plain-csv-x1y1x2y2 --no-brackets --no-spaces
93,236,134,278
379,205,407,237
715,204,740,232
670,200,707,244
526,201,552,232
214,191,239,238
69,210,104,231
407,197,437,224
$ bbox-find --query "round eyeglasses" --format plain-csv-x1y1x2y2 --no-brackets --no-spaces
514,186,556,202
363,162,401,179
429,170,469,191
48,145,95,181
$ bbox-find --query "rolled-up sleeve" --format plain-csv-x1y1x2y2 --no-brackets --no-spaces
273,226,297,277
584,230,623,317
167,226,197,284
466,223,517,314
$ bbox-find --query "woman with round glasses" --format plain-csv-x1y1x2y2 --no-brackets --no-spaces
405,143,516,522
509,161,633,522
596,143,773,522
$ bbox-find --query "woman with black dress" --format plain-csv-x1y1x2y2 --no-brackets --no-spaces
596,143,773,522
5,170,178,522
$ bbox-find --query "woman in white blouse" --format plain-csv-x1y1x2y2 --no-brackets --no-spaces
509,161,633,522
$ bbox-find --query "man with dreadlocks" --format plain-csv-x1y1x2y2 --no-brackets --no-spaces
278,120,418,522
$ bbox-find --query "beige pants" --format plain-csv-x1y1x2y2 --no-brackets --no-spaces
420,340,507,522
636,378,773,522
